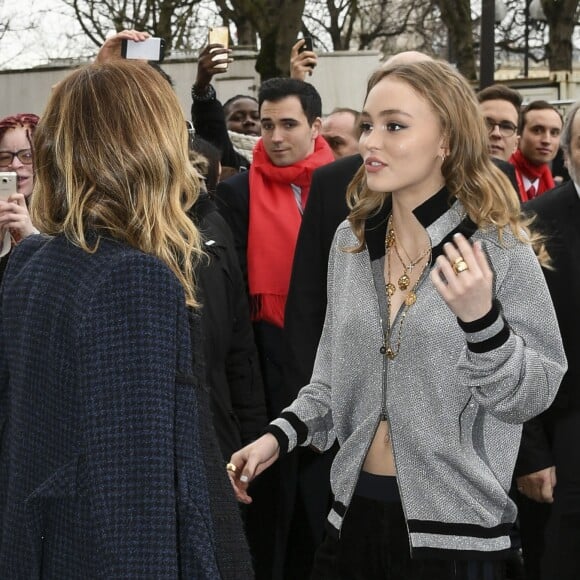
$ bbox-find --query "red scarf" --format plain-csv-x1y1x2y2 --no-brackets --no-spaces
509,149,555,202
247,135,334,327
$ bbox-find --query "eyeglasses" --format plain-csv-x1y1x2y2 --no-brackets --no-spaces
0,149,33,168
484,118,517,138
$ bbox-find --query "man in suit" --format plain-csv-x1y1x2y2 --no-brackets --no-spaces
515,101,580,580
510,100,563,202
215,77,334,579
321,107,360,159
476,83,521,193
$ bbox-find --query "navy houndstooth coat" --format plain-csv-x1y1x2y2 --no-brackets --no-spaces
0,234,242,578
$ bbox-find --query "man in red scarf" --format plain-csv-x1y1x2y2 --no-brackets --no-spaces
215,77,334,580
510,100,563,202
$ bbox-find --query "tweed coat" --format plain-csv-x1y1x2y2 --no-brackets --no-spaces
0,234,246,579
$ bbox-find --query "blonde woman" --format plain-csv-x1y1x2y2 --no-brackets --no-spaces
0,61,251,578
227,60,567,579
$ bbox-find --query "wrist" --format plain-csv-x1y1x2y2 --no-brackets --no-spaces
191,83,216,102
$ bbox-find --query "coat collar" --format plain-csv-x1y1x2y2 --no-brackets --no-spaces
365,187,478,261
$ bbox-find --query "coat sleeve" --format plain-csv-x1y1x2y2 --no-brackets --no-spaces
267,229,341,455
76,253,217,577
456,239,567,424
215,175,250,287
514,415,554,476
284,171,332,399
219,213,268,445
192,96,249,170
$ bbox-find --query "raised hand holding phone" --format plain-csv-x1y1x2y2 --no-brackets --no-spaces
208,27,229,70
290,38,317,80
121,37,165,62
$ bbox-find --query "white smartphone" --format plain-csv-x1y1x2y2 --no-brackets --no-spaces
208,26,229,70
0,172,17,201
121,38,165,62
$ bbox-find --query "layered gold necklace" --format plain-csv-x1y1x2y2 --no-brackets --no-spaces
382,215,431,359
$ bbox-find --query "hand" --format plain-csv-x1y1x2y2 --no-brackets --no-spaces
194,44,233,89
0,194,38,240
516,466,556,503
226,433,280,504
95,29,151,64
430,233,493,323
290,39,317,80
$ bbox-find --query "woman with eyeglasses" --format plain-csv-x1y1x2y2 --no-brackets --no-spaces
0,113,40,281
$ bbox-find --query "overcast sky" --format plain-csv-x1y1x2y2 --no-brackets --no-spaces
1,0,225,71
1,0,97,70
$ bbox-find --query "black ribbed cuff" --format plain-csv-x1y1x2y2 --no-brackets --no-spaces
264,425,289,456
458,300,510,353
457,300,500,332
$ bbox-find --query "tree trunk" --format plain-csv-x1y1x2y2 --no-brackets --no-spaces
541,0,578,71
436,0,477,80
224,0,305,80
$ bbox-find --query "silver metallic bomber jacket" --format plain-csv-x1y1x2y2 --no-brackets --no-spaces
268,187,567,559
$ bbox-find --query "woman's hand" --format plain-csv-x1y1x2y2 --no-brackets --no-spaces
226,433,280,504
95,30,151,64
0,194,38,240
430,233,493,322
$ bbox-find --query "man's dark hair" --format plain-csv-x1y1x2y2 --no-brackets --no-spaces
477,84,522,112
519,100,563,134
258,78,322,125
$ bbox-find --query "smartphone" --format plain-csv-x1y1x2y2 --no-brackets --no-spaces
121,38,165,62
298,37,314,68
208,26,229,70
299,37,313,53
0,172,17,201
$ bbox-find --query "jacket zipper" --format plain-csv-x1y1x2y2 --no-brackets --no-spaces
337,412,383,540
379,258,432,557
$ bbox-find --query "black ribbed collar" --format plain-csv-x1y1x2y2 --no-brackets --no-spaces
365,187,477,261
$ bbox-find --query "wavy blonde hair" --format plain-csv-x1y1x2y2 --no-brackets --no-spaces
348,60,536,254
31,60,204,307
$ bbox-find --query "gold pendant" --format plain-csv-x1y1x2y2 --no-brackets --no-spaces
405,292,417,306
386,282,396,296
386,348,396,359
398,273,410,290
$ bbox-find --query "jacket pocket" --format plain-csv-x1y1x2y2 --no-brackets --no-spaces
24,456,80,577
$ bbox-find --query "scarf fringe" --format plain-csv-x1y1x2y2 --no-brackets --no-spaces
250,293,286,328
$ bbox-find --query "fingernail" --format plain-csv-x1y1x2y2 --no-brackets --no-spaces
240,474,249,483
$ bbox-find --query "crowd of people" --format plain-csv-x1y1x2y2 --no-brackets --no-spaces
0,28,578,580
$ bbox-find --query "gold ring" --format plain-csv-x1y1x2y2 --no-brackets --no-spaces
226,462,237,474
452,258,469,274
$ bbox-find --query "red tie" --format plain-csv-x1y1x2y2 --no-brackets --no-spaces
526,184,537,199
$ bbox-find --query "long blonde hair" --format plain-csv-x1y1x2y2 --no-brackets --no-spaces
348,60,532,253
31,60,204,307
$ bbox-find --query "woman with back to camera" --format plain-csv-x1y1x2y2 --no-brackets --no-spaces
227,60,567,579
0,60,252,578
0,113,39,281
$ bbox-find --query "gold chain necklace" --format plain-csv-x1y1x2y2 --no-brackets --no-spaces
392,233,431,292
381,215,431,359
